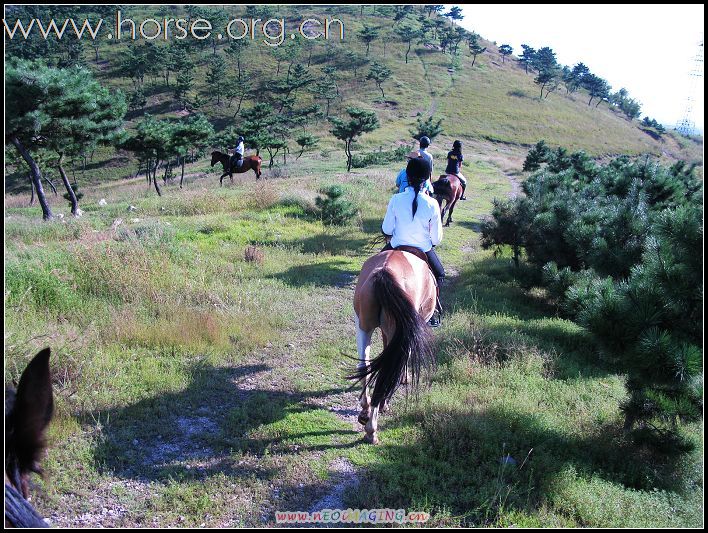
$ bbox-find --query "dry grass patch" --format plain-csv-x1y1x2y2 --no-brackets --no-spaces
244,245,265,264
110,305,279,354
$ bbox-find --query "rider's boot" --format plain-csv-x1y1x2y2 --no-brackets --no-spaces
428,278,444,328
460,181,468,201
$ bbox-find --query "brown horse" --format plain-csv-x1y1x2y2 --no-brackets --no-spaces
5,348,53,528
432,174,464,227
210,151,262,184
350,249,437,444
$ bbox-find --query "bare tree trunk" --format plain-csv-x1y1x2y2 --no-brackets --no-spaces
11,136,53,220
345,140,352,172
180,157,186,188
57,153,80,216
44,175,59,196
234,94,245,117
28,174,35,205
153,160,162,196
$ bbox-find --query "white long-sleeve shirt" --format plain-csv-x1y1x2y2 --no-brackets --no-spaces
234,141,244,156
382,187,443,252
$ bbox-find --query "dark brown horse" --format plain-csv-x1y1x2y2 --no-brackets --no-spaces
210,151,262,184
5,348,53,528
432,174,464,227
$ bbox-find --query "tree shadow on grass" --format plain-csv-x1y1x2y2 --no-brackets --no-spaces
88,363,356,484
268,260,358,288
346,405,697,527
456,219,483,233
289,234,373,257
439,256,615,381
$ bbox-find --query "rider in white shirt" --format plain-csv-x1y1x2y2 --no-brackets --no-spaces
381,157,445,326
231,136,245,169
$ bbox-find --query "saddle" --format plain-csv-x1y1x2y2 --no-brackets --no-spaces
394,245,428,266
393,246,438,290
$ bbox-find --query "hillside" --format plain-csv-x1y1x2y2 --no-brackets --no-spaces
4,3,703,198
3,4,704,529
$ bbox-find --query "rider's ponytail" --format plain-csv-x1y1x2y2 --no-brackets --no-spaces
406,157,431,219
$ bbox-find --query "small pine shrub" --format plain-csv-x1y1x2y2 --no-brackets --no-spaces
314,185,358,226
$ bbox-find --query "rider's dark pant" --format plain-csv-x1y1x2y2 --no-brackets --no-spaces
230,153,242,169
425,249,445,283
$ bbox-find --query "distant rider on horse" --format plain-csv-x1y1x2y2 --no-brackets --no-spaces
445,140,467,200
382,157,445,327
230,136,245,171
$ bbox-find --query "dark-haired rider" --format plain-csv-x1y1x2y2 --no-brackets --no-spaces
381,157,445,327
445,140,467,200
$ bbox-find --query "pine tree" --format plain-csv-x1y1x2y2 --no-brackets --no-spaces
467,33,487,67
359,25,379,57
518,44,536,74
366,62,393,99
206,55,227,105
522,140,551,171
410,114,444,141
499,44,513,63
329,107,380,171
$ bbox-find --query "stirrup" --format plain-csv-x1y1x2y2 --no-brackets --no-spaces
428,311,441,328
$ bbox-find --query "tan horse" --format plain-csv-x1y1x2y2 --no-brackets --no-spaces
351,249,437,444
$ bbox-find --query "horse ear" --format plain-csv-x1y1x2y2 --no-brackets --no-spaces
11,348,54,477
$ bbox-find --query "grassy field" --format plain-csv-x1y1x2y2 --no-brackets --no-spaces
4,4,703,527
4,150,702,527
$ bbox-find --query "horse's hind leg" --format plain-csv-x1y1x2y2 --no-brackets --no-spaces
440,200,448,223
355,315,373,426
446,198,460,226
364,403,381,445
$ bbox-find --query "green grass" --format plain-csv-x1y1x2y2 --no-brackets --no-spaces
5,152,702,527
4,5,703,527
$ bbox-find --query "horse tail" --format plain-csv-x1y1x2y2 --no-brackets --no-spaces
350,269,435,407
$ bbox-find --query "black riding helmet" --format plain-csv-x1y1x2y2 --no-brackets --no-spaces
453,140,462,150
419,136,431,149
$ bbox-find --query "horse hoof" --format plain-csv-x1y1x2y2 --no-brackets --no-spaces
363,433,379,445
358,413,370,426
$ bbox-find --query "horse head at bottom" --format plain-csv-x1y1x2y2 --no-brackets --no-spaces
5,348,54,528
